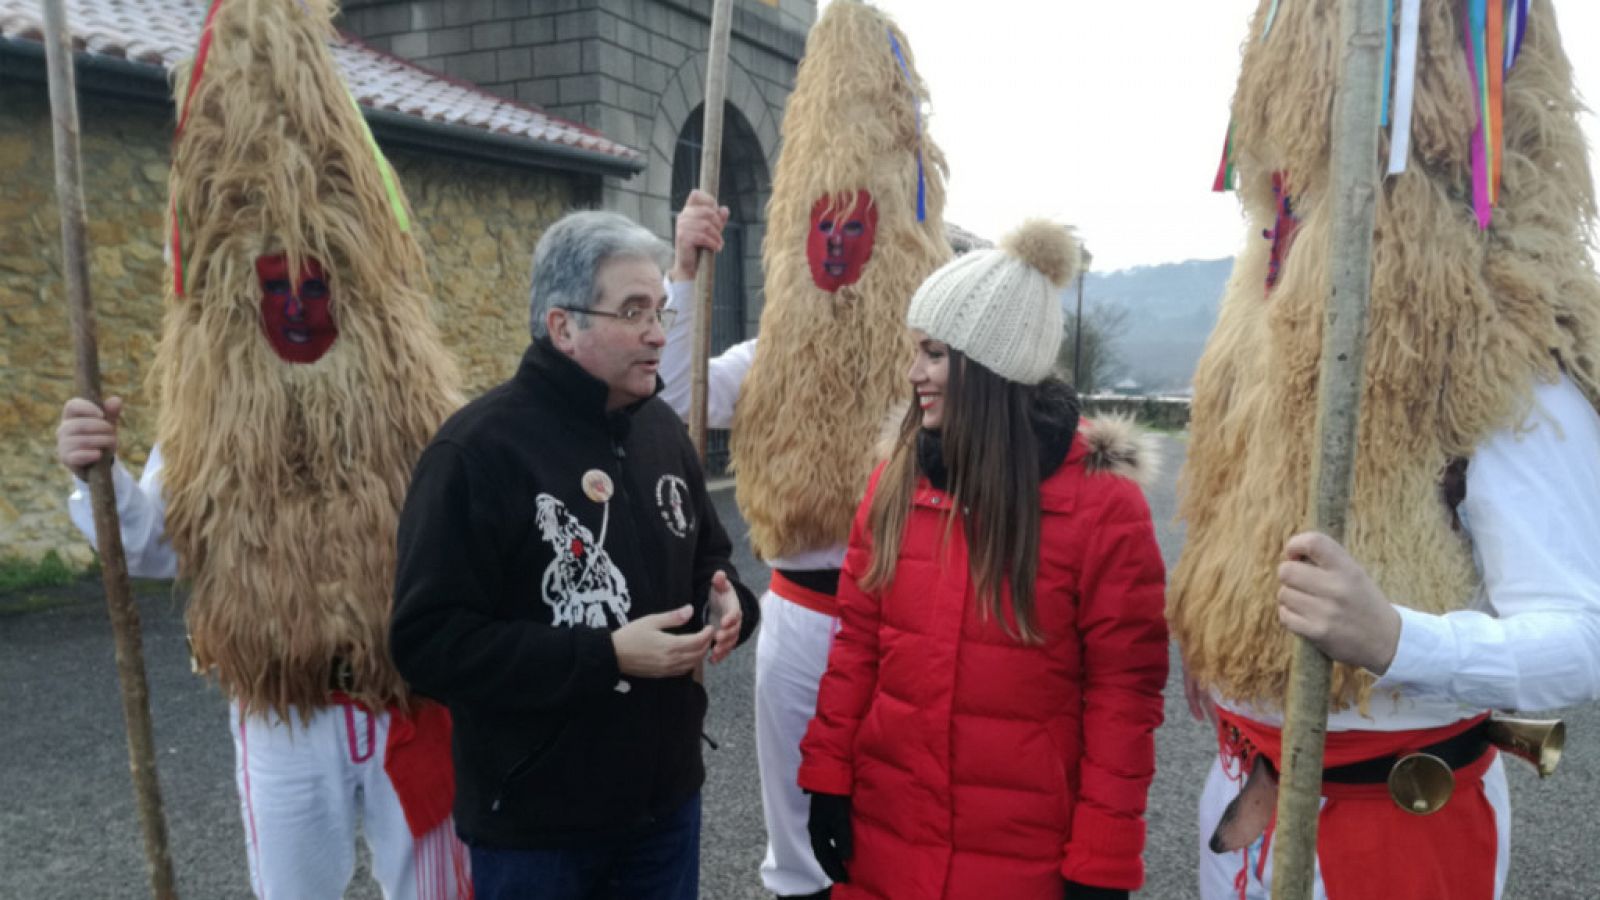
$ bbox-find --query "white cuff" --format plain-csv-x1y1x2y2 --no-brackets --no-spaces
71,459,136,506
1371,604,1455,694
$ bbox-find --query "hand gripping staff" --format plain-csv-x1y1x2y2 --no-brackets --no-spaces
40,1,178,897
689,0,734,461
1272,0,1385,896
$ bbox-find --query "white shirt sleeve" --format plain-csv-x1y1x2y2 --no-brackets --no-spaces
66,445,180,580
658,278,757,429
1374,376,1600,711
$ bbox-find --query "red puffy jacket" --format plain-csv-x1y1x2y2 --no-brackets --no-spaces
798,421,1169,899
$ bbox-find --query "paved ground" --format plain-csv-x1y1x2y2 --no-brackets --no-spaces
3,434,1597,898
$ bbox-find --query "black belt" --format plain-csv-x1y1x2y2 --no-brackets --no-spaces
1320,722,1490,784
773,567,841,596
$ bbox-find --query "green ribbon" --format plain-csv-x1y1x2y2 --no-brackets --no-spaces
351,94,410,232
1261,0,1282,41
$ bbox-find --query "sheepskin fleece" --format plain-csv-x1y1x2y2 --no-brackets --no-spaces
729,0,952,560
1168,0,1600,712
152,0,462,718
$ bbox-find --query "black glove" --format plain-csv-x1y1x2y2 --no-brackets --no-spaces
806,791,853,884
1064,882,1128,900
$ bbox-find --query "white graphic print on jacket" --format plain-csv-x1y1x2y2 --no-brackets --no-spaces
535,493,631,628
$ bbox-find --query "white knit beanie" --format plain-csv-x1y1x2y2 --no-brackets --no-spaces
906,219,1081,384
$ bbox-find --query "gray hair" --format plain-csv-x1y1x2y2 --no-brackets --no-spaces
528,210,671,337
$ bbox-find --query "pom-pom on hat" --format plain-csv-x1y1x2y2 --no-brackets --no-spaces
906,219,1080,384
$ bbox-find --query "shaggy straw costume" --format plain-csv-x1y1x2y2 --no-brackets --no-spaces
1169,0,1600,713
153,0,461,718
730,0,951,560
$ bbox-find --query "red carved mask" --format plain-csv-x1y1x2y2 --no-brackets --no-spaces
255,254,337,364
807,191,879,292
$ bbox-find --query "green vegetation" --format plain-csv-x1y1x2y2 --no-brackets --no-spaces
0,550,80,594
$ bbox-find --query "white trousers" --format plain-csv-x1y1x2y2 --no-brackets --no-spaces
1195,752,1511,900
229,701,469,900
754,590,839,896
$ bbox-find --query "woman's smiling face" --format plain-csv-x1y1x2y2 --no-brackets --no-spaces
908,329,950,431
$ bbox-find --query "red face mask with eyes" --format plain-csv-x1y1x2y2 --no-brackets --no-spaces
255,254,337,364
807,191,879,292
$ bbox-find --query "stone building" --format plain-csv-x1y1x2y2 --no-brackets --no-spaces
0,0,810,563
340,0,813,358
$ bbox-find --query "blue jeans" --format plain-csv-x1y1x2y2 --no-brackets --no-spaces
470,793,701,900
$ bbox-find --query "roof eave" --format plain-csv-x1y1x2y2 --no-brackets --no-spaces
0,35,643,179
363,107,643,180
0,34,171,104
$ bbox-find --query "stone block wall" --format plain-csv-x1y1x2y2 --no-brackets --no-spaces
0,83,578,563
341,0,810,334
343,0,805,189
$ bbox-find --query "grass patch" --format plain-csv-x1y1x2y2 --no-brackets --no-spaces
0,550,80,594
0,592,82,616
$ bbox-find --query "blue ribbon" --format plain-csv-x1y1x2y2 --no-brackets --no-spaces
1508,0,1529,71
1381,0,1395,126
888,29,926,223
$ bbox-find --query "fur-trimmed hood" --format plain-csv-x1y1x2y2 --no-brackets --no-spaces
1080,415,1162,489
874,379,1163,492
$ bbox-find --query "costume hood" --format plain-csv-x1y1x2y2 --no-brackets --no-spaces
1169,0,1600,711
730,0,951,559
152,0,462,717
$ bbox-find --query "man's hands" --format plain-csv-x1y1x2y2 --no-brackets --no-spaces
611,571,742,678
669,188,730,283
57,396,123,478
612,606,713,678
706,570,742,664
1276,531,1403,675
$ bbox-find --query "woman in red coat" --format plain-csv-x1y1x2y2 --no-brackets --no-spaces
797,220,1169,900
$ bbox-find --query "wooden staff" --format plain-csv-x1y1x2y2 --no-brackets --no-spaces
40,2,178,897
1271,0,1386,897
688,0,735,460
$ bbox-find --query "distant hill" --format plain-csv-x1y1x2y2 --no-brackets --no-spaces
1066,258,1234,392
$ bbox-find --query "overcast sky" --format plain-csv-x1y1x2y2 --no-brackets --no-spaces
816,0,1600,272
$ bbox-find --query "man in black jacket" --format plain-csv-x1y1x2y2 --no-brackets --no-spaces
391,209,759,900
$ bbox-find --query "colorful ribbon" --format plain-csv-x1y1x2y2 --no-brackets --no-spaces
887,29,926,223
1386,0,1422,174
1380,0,1395,127
1261,0,1282,42
350,94,412,232
1506,0,1529,71
1463,0,1505,229
169,0,226,297
1212,122,1237,193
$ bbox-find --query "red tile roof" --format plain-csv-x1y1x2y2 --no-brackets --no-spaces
0,0,641,165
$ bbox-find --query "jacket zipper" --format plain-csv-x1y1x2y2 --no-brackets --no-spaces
489,728,563,814
609,440,652,597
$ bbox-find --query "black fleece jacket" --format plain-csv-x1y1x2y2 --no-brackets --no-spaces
391,337,758,848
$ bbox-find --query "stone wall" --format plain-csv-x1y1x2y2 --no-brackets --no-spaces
0,82,578,563
341,0,808,335
342,1,806,210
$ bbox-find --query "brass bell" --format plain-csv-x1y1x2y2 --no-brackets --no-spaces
1388,752,1455,815
1485,715,1564,778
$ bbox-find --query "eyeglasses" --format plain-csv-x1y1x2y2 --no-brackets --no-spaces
557,304,678,331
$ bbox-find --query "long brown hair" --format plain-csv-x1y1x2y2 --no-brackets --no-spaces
862,350,1044,642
